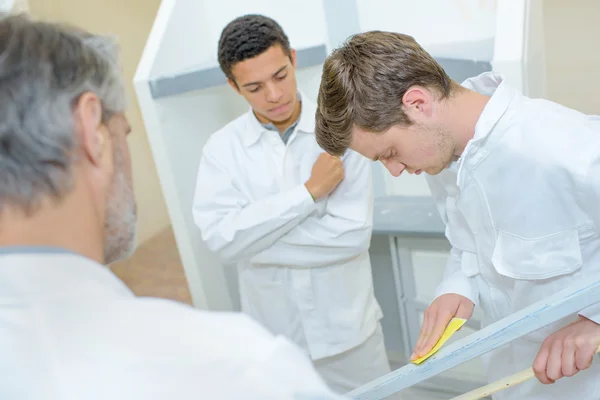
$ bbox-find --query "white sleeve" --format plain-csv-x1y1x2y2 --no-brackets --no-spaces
434,248,480,306
250,150,373,267
426,174,480,305
193,148,317,265
576,144,600,324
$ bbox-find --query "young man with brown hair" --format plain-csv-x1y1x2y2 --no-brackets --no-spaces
315,30,600,399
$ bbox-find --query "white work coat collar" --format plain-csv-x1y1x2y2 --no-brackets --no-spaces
242,91,316,147
463,72,516,144
0,247,133,301
455,72,518,185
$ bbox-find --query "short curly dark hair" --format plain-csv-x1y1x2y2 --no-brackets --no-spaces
218,14,291,84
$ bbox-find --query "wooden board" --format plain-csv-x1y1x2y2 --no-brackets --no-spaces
347,273,600,400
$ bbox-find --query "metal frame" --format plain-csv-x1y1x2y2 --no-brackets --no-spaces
387,236,413,362
395,242,421,355
387,234,483,397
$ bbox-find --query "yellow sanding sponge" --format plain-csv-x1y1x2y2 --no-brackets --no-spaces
412,317,467,365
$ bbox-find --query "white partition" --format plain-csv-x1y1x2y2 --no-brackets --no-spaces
149,0,328,81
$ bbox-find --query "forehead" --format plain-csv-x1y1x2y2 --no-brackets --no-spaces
351,125,386,159
230,44,290,84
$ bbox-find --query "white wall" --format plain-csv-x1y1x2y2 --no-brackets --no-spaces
357,0,496,60
543,0,600,114
151,0,328,79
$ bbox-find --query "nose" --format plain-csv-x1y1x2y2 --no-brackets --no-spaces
265,82,282,103
382,160,406,177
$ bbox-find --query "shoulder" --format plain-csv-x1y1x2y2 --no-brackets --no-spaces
62,298,283,375
53,297,339,399
496,98,598,176
125,298,278,353
203,113,252,157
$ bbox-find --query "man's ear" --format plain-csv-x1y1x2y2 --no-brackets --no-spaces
402,86,434,121
289,48,297,69
227,78,241,94
73,92,106,167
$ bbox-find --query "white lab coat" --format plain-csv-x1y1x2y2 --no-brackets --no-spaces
0,249,346,400
192,95,382,360
427,72,600,399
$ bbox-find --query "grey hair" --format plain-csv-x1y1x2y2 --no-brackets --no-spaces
0,13,126,213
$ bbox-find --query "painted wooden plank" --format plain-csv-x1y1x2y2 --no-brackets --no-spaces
347,273,600,400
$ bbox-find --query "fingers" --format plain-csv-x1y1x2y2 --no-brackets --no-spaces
546,340,564,382
411,295,471,361
333,156,344,182
575,340,596,371
533,339,554,384
323,152,343,170
412,308,434,360
323,152,341,161
533,318,600,385
561,338,578,378
412,308,453,360
420,309,453,357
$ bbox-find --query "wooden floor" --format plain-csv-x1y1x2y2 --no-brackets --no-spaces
109,226,192,305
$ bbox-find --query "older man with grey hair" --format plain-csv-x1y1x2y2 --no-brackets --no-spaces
0,14,346,400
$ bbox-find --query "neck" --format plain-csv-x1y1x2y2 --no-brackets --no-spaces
0,187,105,263
255,97,302,134
440,87,491,156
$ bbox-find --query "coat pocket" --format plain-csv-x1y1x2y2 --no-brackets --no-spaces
491,229,582,280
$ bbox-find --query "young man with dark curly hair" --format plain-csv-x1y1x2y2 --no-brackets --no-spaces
192,15,393,394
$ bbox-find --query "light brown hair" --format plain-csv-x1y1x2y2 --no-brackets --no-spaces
315,31,455,155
